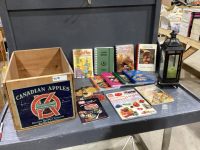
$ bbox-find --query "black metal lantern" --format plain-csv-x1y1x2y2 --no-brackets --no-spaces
158,31,185,88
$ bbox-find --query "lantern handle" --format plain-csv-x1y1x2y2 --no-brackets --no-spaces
170,30,177,38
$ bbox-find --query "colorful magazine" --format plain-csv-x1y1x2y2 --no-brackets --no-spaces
135,84,174,105
73,49,94,78
115,44,134,72
77,98,109,124
100,72,124,87
122,70,155,85
106,89,157,120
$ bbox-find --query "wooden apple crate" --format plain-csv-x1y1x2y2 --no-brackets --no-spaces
3,47,77,131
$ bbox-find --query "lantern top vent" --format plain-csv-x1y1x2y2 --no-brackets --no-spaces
161,30,185,51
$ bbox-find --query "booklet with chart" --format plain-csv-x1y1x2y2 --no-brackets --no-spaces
106,89,157,120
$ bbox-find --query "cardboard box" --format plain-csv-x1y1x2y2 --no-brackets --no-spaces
3,47,77,131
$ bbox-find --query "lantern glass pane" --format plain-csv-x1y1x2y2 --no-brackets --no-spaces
159,50,165,79
167,54,180,78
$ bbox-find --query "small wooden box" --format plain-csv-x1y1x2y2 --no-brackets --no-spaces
3,47,76,131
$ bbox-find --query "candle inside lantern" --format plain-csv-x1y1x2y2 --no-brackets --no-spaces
167,66,177,78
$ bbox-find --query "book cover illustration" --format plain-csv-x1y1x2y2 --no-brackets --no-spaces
136,44,157,71
135,84,174,105
122,70,154,84
106,89,157,120
101,72,123,87
75,88,84,101
113,72,135,85
73,49,94,78
82,86,99,99
90,76,112,91
115,44,134,72
77,98,109,123
94,47,114,75
11,81,75,128
84,91,106,102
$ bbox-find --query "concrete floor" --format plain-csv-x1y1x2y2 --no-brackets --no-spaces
59,38,200,150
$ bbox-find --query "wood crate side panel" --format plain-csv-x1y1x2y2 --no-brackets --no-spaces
60,48,73,74
0,31,7,62
5,73,76,131
15,48,62,78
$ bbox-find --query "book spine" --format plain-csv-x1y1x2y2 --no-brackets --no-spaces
109,48,114,72
94,48,97,75
100,73,113,87
90,77,100,90
115,46,118,72
136,44,139,70
113,72,126,84
122,71,136,83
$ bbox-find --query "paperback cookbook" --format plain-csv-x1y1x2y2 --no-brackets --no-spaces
90,76,112,91
112,72,135,86
135,84,174,105
73,49,94,78
122,70,155,85
101,72,123,87
106,89,157,120
115,44,134,72
77,98,109,124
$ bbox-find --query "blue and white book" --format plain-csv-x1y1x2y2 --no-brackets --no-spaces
122,70,155,85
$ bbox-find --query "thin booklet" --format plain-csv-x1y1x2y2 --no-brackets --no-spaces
135,84,174,105
106,89,157,120
77,98,109,124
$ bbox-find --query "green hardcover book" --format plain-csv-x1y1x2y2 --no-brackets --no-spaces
94,47,114,75
112,72,135,85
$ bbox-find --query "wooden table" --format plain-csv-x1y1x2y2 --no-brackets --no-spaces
158,28,199,60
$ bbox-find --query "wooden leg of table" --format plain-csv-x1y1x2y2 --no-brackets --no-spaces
181,43,187,49
183,47,198,60
165,35,168,40
161,128,172,150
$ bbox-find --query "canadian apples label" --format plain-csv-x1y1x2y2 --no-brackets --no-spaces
11,80,74,128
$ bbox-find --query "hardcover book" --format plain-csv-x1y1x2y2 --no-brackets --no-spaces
115,44,134,72
136,44,157,71
94,47,114,75
73,49,94,78
112,72,135,85
122,70,155,85
135,84,174,105
77,98,109,124
101,72,124,87
106,89,157,120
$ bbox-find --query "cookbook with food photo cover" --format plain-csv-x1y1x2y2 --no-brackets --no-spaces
77,98,109,124
106,89,157,120
122,70,155,85
135,84,174,105
90,76,112,91
115,44,134,72
101,72,124,87
82,86,99,99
